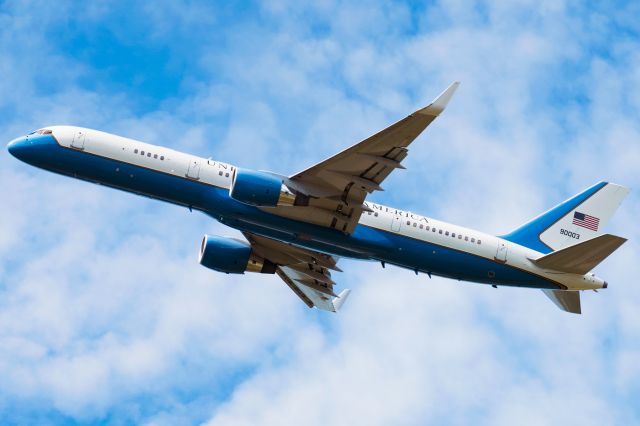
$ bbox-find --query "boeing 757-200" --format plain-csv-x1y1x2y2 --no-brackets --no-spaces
7,82,629,314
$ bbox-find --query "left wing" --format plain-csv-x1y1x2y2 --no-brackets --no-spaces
264,81,459,234
244,232,351,312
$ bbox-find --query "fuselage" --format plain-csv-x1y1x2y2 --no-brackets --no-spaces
7,126,607,291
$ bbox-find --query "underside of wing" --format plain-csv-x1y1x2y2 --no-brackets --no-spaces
276,266,351,312
260,82,460,234
244,232,351,312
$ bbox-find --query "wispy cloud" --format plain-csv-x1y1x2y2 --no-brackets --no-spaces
0,0,639,424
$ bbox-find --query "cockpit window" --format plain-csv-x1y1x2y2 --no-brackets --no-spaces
31,129,52,135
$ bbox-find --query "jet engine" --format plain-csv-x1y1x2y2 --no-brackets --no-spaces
199,234,277,274
229,168,297,207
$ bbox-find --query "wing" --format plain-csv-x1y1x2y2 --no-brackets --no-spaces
244,232,351,312
265,82,459,234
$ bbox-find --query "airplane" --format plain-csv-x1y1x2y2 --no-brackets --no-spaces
7,82,630,314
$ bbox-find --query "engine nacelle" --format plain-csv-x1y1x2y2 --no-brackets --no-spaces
199,235,276,274
229,168,296,207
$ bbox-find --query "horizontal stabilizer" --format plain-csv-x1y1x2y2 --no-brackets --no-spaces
531,233,626,274
542,290,581,314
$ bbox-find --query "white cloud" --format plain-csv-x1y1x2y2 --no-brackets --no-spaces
0,0,639,424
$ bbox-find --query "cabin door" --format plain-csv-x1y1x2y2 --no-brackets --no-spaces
71,130,85,150
187,158,201,180
495,243,508,263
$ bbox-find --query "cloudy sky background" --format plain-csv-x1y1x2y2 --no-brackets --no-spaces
1,1,639,424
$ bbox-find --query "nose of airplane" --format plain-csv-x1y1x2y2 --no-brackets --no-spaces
7,136,30,159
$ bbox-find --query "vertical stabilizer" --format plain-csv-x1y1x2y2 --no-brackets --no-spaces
501,182,629,253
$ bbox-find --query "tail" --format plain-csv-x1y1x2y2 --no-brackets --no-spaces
501,181,629,253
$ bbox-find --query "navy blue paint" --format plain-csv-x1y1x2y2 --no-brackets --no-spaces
8,135,561,290
200,235,252,273
229,168,283,207
500,181,606,254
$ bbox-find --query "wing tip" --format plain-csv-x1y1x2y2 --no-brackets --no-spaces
332,288,351,312
419,81,460,116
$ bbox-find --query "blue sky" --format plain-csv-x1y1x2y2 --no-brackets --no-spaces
1,1,640,425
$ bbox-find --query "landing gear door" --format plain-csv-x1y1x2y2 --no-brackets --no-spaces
71,130,85,150
391,214,402,232
495,242,508,263
187,158,201,180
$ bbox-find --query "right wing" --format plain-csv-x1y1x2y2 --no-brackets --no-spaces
243,232,351,312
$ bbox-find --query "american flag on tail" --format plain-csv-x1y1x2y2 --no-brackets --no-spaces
572,211,600,231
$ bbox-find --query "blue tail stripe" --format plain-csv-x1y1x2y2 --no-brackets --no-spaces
500,181,607,254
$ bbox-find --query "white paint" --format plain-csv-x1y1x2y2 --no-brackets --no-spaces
45,125,610,292
540,183,630,250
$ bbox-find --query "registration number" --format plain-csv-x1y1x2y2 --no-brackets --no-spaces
560,229,580,239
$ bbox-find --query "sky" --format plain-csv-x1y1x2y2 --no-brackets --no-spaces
0,0,639,424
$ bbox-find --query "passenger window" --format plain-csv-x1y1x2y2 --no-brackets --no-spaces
478,240,481,245
219,171,223,176
160,156,164,160
445,231,449,236
432,228,435,232
406,221,410,225
419,224,423,229
413,223,417,227
439,230,442,234
134,149,138,154
147,152,151,157
225,173,229,177
154,154,158,159
471,238,475,243
141,151,145,155
452,233,456,238
374,212,378,217
465,236,468,241
458,235,462,239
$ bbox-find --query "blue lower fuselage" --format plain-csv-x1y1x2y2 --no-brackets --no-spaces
11,134,560,290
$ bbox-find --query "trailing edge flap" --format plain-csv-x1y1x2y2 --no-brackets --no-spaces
531,234,627,274
542,290,581,314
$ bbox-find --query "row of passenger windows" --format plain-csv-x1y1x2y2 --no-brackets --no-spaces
405,220,481,244
365,211,482,244
134,148,164,161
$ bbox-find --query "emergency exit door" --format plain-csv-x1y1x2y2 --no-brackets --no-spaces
391,214,402,232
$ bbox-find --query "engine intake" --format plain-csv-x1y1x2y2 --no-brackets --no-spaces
230,168,296,207
199,235,276,274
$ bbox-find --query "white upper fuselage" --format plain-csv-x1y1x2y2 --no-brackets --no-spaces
13,125,607,291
